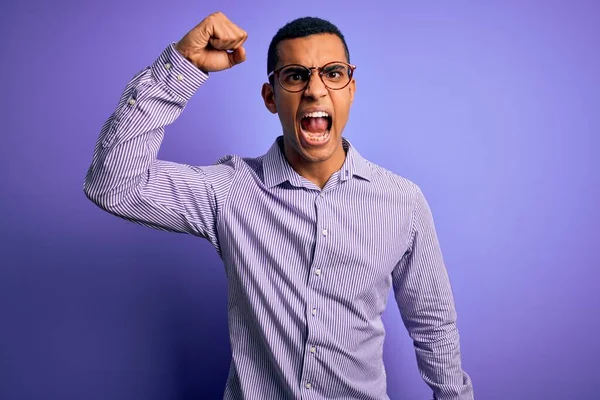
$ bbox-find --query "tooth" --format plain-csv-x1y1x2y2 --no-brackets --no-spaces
304,111,329,118
303,129,330,141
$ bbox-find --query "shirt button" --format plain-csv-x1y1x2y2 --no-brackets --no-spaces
310,346,316,354
177,73,184,81
128,98,136,105
311,308,317,316
315,268,321,276
164,62,172,70
322,229,327,236
305,382,312,389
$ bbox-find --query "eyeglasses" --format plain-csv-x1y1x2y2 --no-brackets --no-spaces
268,61,356,93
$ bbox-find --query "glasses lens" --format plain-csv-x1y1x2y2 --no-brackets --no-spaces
277,63,353,91
279,66,311,91
321,63,352,89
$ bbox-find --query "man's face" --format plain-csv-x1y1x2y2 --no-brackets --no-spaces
262,33,355,166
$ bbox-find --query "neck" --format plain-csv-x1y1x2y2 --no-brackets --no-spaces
283,140,347,189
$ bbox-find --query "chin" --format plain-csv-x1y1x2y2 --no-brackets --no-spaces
294,128,341,163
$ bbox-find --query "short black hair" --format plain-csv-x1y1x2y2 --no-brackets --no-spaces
267,17,350,81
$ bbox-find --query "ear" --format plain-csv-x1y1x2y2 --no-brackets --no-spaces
261,83,278,114
349,78,356,103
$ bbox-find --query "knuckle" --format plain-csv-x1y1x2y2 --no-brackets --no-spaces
209,11,222,21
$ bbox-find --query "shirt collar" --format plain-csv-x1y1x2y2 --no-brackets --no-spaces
263,136,372,189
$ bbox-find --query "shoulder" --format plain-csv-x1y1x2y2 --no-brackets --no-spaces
361,159,438,235
194,152,266,183
198,153,258,172
362,157,420,198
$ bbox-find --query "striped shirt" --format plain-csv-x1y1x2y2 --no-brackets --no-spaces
83,43,474,400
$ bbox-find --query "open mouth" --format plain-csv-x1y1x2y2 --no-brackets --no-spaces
299,111,332,144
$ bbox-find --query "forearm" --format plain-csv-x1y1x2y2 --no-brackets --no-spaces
401,279,473,399
412,316,473,400
83,43,207,210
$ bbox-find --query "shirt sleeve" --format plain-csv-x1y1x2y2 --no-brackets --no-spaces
392,184,474,400
83,43,236,251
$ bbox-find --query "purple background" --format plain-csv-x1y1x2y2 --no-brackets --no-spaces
1,1,599,399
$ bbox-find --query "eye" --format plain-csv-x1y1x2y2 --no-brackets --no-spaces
322,64,347,81
281,67,309,83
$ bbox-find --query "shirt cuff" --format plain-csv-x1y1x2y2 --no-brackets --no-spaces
151,43,209,101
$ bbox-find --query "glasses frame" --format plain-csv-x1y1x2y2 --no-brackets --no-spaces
267,61,357,93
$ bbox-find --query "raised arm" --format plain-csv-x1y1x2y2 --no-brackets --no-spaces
392,184,474,400
83,12,248,247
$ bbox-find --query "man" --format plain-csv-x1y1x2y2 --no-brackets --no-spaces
84,11,474,400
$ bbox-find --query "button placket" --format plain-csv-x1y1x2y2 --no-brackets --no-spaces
301,192,330,394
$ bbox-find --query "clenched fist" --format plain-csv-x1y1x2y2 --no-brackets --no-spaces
176,12,248,73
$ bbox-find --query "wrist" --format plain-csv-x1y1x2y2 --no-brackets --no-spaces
174,42,191,62
174,42,209,74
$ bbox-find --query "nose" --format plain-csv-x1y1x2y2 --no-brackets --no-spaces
303,71,328,99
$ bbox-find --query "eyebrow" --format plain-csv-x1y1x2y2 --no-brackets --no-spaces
284,65,308,71
323,64,344,71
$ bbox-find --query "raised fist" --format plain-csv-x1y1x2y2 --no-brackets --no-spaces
176,12,248,73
